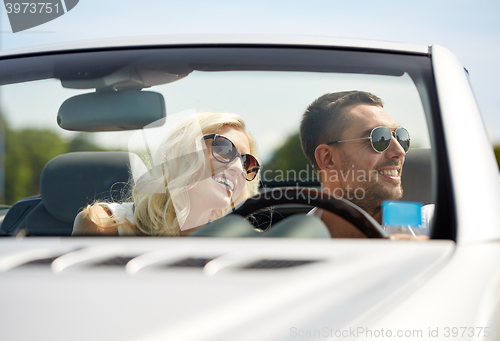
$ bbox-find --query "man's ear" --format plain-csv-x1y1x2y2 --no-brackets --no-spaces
314,144,337,171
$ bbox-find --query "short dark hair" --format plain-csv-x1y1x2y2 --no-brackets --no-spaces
300,91,383,169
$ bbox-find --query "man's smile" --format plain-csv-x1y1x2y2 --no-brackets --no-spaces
374,167,401,180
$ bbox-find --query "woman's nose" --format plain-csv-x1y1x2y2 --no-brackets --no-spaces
226,156,245,176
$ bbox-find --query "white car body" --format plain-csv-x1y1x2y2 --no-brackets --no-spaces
0,36,499,341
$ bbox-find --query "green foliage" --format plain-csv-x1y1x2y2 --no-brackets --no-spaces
494,145,500,170
263,132,315,181
68,133,107,152
5,127,32,203
2,122,112,204
5,127,68,203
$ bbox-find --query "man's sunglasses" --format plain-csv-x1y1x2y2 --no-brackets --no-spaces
326,127,410,153
203,134,261,181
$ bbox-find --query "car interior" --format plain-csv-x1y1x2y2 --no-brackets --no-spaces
0,46,441,239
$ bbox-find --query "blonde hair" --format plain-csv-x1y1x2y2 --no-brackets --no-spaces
88,112,259,236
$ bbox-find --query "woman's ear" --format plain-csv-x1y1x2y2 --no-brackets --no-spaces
314,144,336,171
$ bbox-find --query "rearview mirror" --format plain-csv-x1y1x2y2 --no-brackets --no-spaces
57,90,166,131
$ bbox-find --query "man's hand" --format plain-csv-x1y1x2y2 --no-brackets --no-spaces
389,233,430,241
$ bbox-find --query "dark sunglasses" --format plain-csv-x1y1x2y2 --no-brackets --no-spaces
203,134,260,181
327,127,410,153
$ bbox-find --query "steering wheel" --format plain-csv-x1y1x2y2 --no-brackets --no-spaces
231,188,387,238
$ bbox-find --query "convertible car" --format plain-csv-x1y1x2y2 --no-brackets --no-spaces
0,35,499,340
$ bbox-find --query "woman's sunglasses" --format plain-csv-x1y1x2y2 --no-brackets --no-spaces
203,134,261,181
327,127,410,153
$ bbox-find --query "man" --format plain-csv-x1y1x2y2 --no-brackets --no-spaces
300,90,429,239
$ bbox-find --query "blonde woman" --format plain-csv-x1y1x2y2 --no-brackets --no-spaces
72,113,260,236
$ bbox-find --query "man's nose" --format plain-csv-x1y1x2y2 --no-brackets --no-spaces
385,135,406,159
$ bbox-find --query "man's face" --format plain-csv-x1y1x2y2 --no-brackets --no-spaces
329,104,406,215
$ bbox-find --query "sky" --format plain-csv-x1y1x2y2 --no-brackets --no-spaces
1,0,499,141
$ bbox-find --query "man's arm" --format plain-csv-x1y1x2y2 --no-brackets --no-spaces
389,233,430,241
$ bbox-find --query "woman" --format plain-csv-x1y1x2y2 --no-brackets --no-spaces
72,112,260,236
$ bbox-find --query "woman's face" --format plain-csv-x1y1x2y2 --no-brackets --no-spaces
187,126,251,216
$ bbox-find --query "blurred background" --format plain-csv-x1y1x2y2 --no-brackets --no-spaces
0,0,498,204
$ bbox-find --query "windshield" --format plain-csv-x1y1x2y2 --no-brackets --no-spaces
0,46,439,238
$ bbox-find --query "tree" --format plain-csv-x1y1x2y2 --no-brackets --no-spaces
263,132,316,182
5,128,68,204
4,126,32,203
3,126,121,204
68,132,107,152
494,145,500,170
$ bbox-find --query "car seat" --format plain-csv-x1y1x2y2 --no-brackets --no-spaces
1,152,136,236
400,148,433,204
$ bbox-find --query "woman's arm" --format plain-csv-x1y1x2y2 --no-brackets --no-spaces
72,205,118,236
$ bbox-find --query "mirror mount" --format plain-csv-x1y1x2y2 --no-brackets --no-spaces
61,65,191,91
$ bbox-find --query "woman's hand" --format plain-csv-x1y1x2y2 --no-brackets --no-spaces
72,205,118,236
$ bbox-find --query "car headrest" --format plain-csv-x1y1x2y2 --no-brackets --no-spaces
40,152,136,223
400,148,433,204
